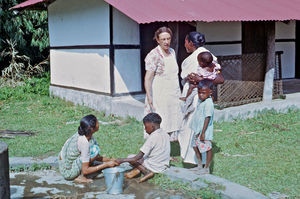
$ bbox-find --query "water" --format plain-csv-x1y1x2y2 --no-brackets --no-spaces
10,170,186,199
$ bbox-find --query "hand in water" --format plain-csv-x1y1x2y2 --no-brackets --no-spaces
107,161,119,167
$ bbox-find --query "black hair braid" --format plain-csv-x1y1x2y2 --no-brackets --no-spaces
77,114,98,136
187,32,206,48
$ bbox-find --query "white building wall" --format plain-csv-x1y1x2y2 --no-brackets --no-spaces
48,0,111,93
48,0,110,46
275,21,296,78
112,8,142,93
197,22,241,42
50,49,110,93
114,49,141,93
113,8,140,45
196,22,241,56
276,21,296,39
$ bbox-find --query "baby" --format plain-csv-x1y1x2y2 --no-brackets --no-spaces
180,51,220,102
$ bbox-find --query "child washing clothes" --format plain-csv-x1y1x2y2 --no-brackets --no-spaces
116,113,170,183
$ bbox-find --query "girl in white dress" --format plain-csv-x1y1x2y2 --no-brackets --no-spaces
144,27,182,140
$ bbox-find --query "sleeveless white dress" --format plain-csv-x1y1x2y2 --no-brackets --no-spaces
152,54,182,133
144,46,182,138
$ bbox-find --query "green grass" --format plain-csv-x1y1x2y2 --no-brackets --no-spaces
212,110,300,198
1,77,299,197
0,93,144,158
10,163,52,172
170,110,300,197
149,173,222,199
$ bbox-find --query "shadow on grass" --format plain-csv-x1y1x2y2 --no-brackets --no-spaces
170,141,197,169
210,142,221,174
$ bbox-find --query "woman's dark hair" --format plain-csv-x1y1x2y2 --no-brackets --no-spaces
186,32,206,48
153,26,173,40
143,113,162,125
78,114,98,136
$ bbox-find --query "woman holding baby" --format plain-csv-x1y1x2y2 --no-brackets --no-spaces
178,31,224,165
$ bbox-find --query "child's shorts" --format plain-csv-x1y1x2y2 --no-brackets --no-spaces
192,134,212,153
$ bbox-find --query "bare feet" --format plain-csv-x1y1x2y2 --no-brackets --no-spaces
179,97,187,102
138,172,154,183
124,168,140,179
170,157,179,162
201,167,210,174
74,175,93,183
190,166,203,171
191,167,209,174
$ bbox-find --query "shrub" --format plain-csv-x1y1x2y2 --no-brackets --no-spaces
0,72,50,100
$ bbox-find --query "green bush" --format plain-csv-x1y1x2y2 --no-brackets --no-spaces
0,72,50,100
23,72,50,95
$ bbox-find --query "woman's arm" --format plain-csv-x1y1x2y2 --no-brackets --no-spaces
188,72,224,85
200,117,211,141
81,161,117,175
144,70,155,111
213,71,224,85
95,156,114,162
189,73,203,84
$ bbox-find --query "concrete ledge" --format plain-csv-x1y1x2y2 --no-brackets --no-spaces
164,167,268,199
50,85,144,120
214,93,300,122
9,156,58,168
50,86,300,122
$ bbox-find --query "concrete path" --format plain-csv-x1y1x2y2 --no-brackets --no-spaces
164,167,268,199
9,156,58,168
112,93,300,121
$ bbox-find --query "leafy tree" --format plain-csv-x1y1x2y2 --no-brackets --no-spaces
0,0,49,73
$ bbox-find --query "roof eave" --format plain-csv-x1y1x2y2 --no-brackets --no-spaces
10,0,55,11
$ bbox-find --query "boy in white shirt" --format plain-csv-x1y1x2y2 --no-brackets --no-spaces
116,113,170,183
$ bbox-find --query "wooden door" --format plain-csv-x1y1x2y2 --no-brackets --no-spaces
242,22,267,81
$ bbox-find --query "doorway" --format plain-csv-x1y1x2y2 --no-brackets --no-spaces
242,21,267,81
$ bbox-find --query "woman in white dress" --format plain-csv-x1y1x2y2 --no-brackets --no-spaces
178,32,224,165
144,27,182,140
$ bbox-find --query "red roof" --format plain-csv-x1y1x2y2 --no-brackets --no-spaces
11,0,300,23
104,0,300,23
10,0,52,10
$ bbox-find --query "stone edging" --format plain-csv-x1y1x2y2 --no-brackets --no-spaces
164,166,268,199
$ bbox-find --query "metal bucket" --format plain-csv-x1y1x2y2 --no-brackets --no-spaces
102,167,126,194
